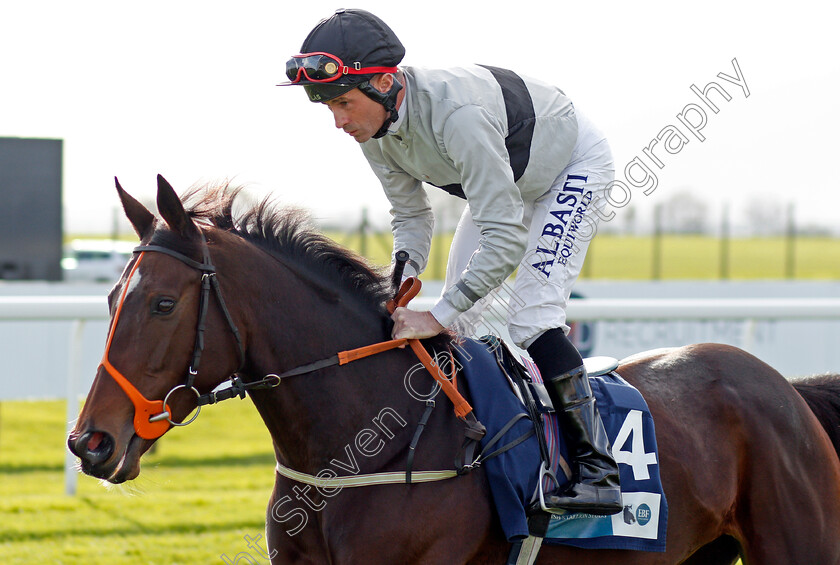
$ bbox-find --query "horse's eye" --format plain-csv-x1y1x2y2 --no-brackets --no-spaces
152,297,177,314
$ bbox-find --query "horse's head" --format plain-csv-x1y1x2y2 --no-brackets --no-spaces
68,175,245,483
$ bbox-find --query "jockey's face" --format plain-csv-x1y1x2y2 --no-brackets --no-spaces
323,74,392,143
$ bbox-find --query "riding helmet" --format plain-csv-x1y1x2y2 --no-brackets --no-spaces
280,9,405,137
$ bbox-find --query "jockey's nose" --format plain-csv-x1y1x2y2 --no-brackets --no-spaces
330,107,350,130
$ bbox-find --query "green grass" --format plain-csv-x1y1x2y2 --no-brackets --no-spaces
1,396,747,564
0,399,275,564
583,235,840,280
328,231,840,281
75,230,840,281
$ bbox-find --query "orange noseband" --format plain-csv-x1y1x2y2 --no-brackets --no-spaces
99,252,172,440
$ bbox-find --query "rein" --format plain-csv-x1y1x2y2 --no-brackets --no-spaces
102,230,484,476
245,278,477,419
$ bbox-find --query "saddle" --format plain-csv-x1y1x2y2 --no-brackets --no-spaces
449,335,668,559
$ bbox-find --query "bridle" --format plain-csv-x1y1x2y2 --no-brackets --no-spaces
100,227,482,446
100,229,249,440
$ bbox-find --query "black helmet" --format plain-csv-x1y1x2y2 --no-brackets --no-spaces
279,9,405,137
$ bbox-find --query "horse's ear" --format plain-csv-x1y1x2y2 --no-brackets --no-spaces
156,174,198,238
115,177,156,239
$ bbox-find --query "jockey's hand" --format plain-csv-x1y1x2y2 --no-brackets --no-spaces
391,308,445,340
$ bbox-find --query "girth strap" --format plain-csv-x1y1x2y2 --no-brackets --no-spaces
274,460,458,488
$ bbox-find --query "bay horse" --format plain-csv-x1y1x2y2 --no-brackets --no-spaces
68,176,840,564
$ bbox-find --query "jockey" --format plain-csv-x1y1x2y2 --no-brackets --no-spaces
279,8,621,516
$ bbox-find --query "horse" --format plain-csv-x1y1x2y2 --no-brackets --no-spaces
68,175,840,564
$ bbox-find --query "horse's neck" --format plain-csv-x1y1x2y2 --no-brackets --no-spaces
248,331,424,477
226,252,421,475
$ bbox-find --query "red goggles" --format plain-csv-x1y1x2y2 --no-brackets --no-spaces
283,51,398,84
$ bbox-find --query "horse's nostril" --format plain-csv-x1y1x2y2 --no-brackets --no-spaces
86,432,104,452
74,430,115,465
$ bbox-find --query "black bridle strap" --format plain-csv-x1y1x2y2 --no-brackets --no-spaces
274,355,341,379
206,273,245,370
198,340,405,408
192,353,343,408
134,244,215,272
188,271,213,385
134,234,246,385
197,374,281,406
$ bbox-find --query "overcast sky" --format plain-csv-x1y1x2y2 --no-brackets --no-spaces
1,1,838,235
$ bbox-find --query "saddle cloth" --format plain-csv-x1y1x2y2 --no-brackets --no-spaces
452,336,667,552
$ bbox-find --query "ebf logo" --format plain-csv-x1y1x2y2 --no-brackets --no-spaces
636,503,652,526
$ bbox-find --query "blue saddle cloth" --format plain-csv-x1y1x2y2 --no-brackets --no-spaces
453,337,667,552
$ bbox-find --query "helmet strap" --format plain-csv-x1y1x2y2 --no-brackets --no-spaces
357,76,403,139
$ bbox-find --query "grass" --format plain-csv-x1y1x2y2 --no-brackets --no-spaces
77,230,840,281
2,398,749,565
329,231,840,281
2,395,748,565
0,399,276,564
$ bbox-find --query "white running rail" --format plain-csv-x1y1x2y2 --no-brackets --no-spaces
3,295,840,495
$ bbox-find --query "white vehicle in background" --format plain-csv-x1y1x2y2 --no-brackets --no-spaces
61,239,135,283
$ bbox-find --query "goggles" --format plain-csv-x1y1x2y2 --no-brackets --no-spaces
283,51,398,84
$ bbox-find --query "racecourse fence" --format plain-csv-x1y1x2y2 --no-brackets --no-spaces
3,288,840,495
327,215,840,281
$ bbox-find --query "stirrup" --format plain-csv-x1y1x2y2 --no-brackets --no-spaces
536,461,564,514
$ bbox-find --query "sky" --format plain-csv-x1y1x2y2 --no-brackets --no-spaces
1,1,838,236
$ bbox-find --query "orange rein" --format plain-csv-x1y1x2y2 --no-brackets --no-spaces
335,335,472,419
101,265,474,440
266,276,474,419
384,278,474,420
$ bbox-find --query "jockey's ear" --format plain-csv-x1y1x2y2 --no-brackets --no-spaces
371,73,394,94
156,174,199,239
115,177,155,240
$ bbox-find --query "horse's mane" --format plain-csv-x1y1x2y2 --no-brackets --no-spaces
155,182,392,313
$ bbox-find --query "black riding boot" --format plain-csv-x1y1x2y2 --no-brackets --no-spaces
526,328,621,516
541,365,622,515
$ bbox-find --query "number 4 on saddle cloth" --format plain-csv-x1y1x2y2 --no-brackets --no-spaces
452,335,668,552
